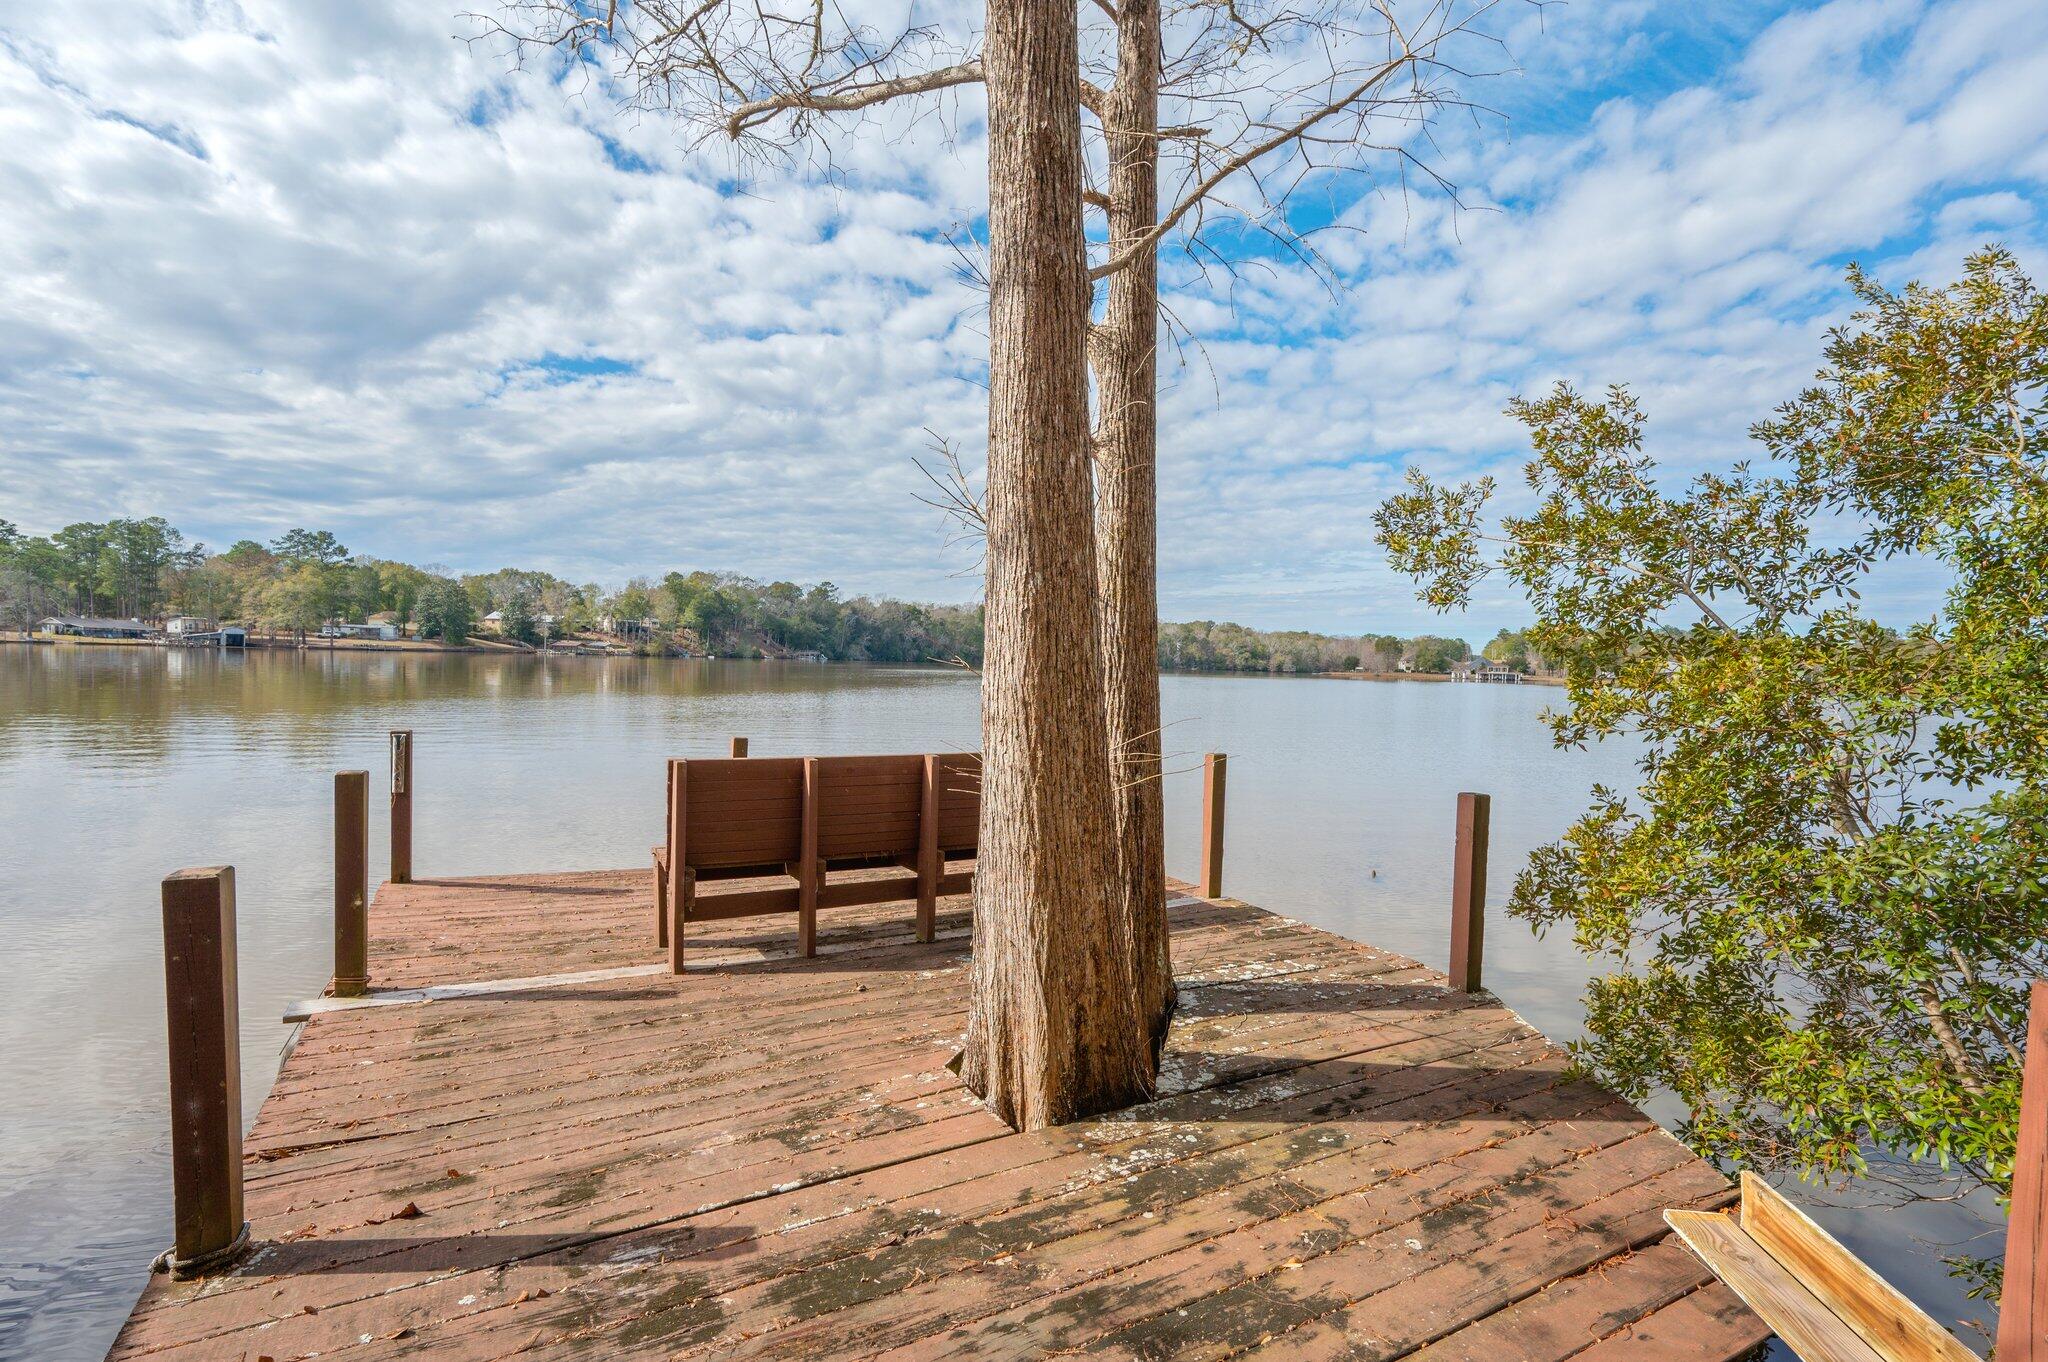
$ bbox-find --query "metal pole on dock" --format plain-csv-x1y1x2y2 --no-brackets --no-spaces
730,736,749,758
1449,792,1490,992
334,770,369,998
159,866,249,1277
389,730,413,885
1200,753,1227,898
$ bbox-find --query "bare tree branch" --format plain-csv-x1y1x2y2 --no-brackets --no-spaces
724,59,984,137
1093,51,1418,280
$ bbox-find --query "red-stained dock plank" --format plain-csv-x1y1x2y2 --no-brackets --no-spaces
106,870,1768,1361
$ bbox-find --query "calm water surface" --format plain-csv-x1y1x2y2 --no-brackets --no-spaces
0,645,1999,1357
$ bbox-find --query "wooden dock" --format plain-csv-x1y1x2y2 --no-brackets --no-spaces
110,869,1769,1360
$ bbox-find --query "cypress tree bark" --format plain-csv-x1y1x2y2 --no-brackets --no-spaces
1091,0,1176,1051
960,0,1156,1129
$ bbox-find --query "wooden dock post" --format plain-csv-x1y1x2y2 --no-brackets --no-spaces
159,866,249,1277
389,730,413,885
666,759,688,972
798,757,820,957
1449,792,1490,992
730,736,749,758
916,753,939,943
334,770,369,998
659,758,681,954
1200,753,1227,898
2001,980,2048,1360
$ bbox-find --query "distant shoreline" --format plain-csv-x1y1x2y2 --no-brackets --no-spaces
3,632,495,654
1321,669,1568,687
5,636,1568,683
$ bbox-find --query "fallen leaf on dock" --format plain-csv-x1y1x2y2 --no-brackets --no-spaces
391,1201,424,1219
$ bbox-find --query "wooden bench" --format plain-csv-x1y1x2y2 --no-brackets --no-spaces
652,752,980,968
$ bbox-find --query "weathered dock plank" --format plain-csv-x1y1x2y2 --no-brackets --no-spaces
108,871,1768,1360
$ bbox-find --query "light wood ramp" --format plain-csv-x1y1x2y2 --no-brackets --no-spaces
1667,1172,1979,1362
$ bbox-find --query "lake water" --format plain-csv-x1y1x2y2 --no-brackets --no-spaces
0,644,2001,1357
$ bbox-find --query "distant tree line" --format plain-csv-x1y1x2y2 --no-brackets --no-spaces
1159,621,1472,674
0,518,989,661
1,516,1486,672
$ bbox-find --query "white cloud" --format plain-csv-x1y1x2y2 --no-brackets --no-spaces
0,0,2043,639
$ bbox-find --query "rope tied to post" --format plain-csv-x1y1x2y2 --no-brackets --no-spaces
150,1221,251,1279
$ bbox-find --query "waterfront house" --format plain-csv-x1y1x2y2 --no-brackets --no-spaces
38,615,153,639
164,616,217,637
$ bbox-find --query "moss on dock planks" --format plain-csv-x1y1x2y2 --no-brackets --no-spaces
107,871,1767,1360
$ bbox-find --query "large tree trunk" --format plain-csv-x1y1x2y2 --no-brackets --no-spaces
1090,0,1175,1052
959,0,1156,1129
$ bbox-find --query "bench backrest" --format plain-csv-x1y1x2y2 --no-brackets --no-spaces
814,755,924,861
670,752,980,872
932,752,981,854
677,757,804,871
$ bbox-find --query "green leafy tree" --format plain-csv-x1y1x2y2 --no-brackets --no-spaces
50,522,114,614
261,565,334,636
0,563,43,631
169,560,244,620
499,592,537,644
611,581,655,622
212,541,280,620
1374,249,2048,1285
1405,635,1469,673
1482,628,1532,672
375,561,432,627
115,517,197,616
271,528,349,567
415,580,475,642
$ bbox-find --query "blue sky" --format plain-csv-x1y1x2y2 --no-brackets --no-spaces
1,0,2044,643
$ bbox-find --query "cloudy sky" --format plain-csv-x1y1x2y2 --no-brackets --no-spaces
2,0,2044,640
